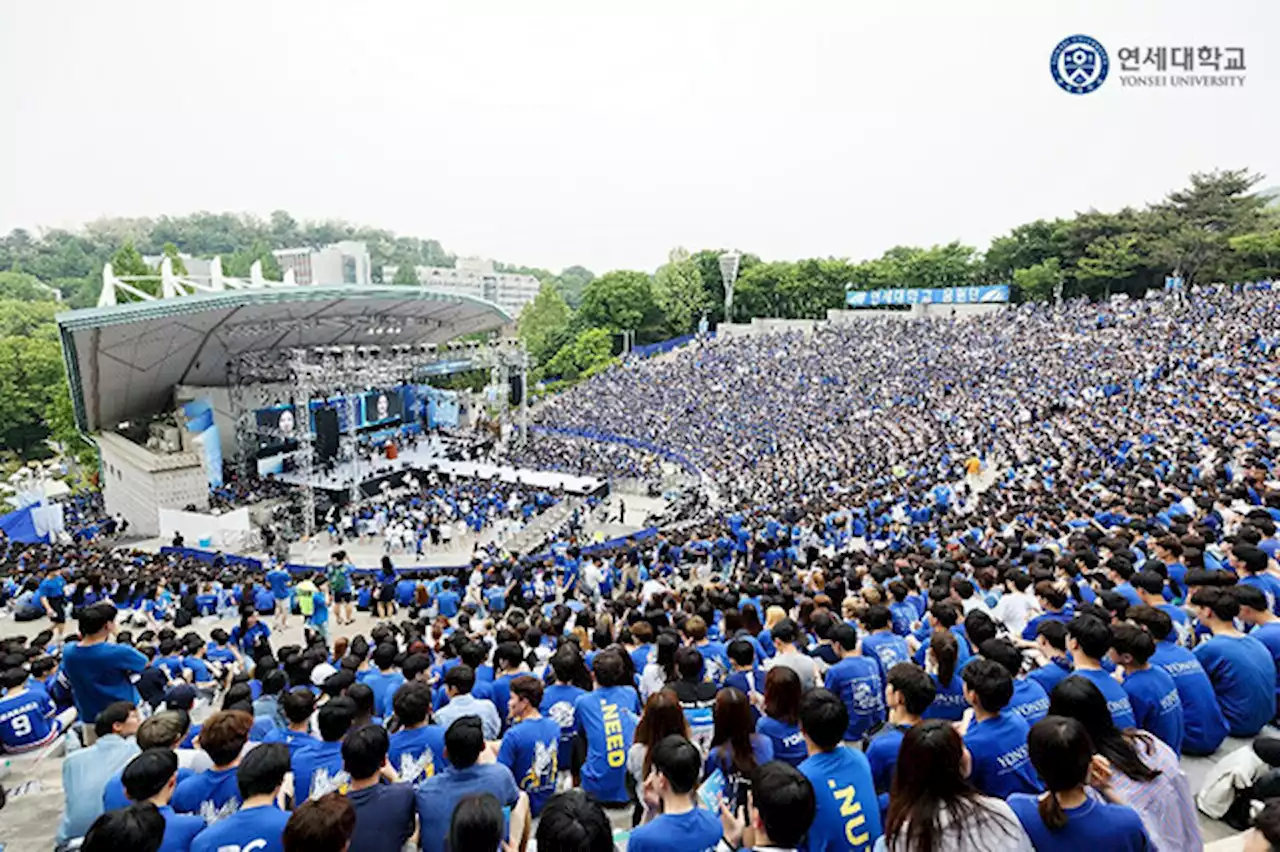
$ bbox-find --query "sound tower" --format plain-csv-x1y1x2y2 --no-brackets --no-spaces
314,406,339,463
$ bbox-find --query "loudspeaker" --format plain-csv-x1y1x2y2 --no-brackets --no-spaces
509,374,523,407
315,407,339,462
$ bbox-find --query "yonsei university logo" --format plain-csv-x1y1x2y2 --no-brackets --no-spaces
1051,35,1109,94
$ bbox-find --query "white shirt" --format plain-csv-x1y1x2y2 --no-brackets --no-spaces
993,591,1038,638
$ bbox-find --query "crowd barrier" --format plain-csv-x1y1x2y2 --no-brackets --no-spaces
158,526,659,577
630,332,707,359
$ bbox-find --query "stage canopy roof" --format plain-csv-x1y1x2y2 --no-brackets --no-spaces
57,284,512,433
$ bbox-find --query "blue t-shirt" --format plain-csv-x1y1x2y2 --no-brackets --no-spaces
540,683,587,770
861,632,912,674
865,723,910,818
266,569,291,599
1007,677,1050,726
1008,792,1151,851
0,688,58,751
156,805,206,852
1194,633,1278,736
629,807,722,852
1067,670,1137,730
573,686,640,803
414,764,519,852
363,669,407,719
261,726,318,758
171,766,241,823
291,740,347,803
189,805,290,852
497,716,561,815
1122,667,1185,755
1149,640,1226,755
799,746,882,852
922,674,967,722
387,724,448,783
437,590,460,617
824,657,886,741
61,641,148,722
757,715,807,767
104,767,195,811
1249,622,1280,706
963,711,1042,799
1022,610,1072,642
1027,658,1073,697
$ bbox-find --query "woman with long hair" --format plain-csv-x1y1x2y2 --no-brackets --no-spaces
704,686,772,803
377,556,396,619
639,631,680,701
628,689,689,823
921,631,966,722
883,719,1031,851
1048,677,1202,851
1009,716,1152,848
757,666,806,767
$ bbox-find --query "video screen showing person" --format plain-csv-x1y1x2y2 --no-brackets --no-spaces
362,389,403,426
255,405,299,450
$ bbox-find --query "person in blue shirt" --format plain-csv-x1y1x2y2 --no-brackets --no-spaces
1192,586,1278,736
228,610,271,661
629,734,722,852
120,749,206,852
292,696,357,803
724,638,765,702
36,569,68,637
265,564,291,630
1064,615,1138,730
189,742,292,852
261,687,319,757
960,658,1043,799
61,603,149,731
171,709,253,822
1131,571,1193,646
823,623,886,741
437,579,461,618
1009,715,1151,851
0,665,78,752
414,717,522,852
387,680,448,783
921,630,968,722
980,637,1049,727
1027,620,1074,696
796,688,882,851
540,650,587,775
1021,582,1073,641
1237,584,1280,707
497,675,562,816
866,662,934,820
1110,623,1185,754
758,666,808,767
59,701,142,843
1234,544,1280,613
362,643,407,719
859,605,912,674
717,761,817,852
573,649,640,804
1127,604,1228,755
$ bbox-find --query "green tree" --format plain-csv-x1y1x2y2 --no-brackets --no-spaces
0,335,65,457
576,270,664,341
1075,235,1142,297
543,327,615,381
110,241,157,297
1229,230,1280,279
1149,169,1269,285
733,262,796,319
652,248,707,334
1012,258,1064,302
552,265,594,308
392,263,420,286
691,250,762,323
518,283,574,366
161,242,188,276
0,271,56,302
223,240,281,280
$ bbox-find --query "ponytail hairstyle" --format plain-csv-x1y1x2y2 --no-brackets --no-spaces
930,630,959,685
1027,715,1094,831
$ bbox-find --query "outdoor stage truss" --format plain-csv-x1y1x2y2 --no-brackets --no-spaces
227,341,530,540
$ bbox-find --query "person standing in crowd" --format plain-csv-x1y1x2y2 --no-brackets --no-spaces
266,561,292,630
797,688,881,852
497,674,561,816
1009,715,1152,850
764,619,819,691
189,743,292,852
61,603,148,742
824,623,887,743
327,551,355,627
573,649,640,806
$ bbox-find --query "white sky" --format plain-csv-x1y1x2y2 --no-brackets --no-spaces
1,0,1276,273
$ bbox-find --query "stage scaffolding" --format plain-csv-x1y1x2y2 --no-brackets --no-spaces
227,341,529,540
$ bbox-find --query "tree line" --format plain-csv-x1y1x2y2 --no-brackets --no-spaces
0,169,1275,458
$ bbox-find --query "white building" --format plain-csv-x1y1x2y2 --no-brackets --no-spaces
274,240,372,286
383,257,540,315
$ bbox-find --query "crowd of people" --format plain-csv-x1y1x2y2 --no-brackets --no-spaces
2,282,1280,851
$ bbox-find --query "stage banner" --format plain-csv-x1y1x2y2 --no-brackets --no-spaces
182,398,224,488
